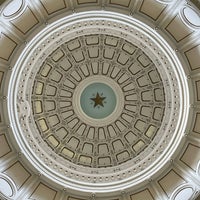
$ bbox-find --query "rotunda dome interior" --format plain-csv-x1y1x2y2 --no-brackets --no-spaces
0,0,200,200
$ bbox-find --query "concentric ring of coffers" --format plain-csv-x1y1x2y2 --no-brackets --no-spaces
31,34,165,168
8,12,189,193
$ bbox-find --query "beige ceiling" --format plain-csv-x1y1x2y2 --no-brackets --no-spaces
0,0,200,200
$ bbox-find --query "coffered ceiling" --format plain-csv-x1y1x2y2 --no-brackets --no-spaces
0,0,200,200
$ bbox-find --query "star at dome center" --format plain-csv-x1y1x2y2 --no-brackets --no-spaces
90,92,106,108
80,82,117,119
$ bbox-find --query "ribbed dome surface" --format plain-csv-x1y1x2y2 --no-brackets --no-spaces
0,0,200,200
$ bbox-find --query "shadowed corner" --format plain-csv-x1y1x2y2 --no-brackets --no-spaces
191,0,200,10
0,0,6,6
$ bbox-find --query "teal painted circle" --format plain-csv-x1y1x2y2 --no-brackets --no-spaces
80,83,116,119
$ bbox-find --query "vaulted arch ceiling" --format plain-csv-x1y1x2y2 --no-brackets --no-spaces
0,0,200,200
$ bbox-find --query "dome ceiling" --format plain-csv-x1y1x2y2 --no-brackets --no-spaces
0,0,200,200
